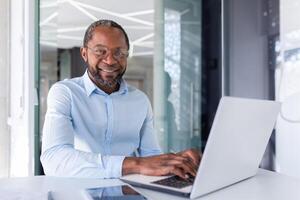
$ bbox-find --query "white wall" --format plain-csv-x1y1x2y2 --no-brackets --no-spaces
9,0,36,177
275,0,300,178
0,0,10,178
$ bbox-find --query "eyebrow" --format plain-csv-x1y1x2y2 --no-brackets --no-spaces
92,44,107,48
92,44,127,50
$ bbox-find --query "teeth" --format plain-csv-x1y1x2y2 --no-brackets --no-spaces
101,69,116,73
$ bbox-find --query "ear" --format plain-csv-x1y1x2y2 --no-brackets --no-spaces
80,47,88,62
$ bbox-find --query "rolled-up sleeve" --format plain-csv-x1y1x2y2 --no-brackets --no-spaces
40,83,125,178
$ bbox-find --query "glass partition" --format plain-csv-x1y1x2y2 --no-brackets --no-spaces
154,0,204,152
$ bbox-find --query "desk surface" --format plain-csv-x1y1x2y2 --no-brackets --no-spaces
1,169,300,200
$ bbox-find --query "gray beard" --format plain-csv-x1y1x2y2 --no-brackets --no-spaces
86,62,125,89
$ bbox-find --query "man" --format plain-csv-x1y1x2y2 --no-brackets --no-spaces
41,19,201,179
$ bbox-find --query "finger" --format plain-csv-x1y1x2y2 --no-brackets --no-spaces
171,154,199,172
166,154,199,175
176,162,197,177
186,151,200,165
163,159,197,177
152,153,199,174
167,166,186,179
181,149,201,165
183,155,200,171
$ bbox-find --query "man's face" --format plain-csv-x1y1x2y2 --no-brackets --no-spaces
80,26,128,89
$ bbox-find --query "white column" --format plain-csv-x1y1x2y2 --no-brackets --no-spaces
9,0,36,177
0,0,10,178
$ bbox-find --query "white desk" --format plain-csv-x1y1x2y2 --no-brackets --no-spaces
1,169,300,200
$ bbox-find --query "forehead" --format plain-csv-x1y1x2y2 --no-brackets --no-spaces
88,26,127,48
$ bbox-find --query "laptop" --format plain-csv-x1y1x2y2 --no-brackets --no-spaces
121,97,281,199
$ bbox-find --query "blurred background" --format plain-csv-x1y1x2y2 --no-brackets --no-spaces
1,0,300,180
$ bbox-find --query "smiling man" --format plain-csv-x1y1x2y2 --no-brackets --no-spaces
41,19,201,179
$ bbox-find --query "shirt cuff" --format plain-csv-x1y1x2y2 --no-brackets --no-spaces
102,155,126,178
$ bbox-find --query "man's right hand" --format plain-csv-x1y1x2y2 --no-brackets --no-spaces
122,152,200,179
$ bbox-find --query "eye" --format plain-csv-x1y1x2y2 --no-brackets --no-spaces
94,48,107,56
114,49,123,57
114,49,128,58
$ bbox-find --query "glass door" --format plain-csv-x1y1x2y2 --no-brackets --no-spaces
153,0,221,152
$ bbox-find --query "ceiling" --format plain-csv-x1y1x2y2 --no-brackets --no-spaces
40,0,154,57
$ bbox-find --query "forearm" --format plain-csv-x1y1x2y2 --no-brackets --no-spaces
41,145,125,178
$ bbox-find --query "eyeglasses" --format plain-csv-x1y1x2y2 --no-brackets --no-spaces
86,45,129,60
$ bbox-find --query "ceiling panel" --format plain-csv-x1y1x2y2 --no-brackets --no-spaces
41,0,154,57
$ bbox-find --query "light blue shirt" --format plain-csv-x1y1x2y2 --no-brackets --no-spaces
41,71,161,178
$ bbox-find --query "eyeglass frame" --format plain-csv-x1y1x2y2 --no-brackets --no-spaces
85,45,129,61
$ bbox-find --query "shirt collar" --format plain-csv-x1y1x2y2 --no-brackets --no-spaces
83,70,128,96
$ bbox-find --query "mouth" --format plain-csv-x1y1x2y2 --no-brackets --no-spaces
99,68,119,73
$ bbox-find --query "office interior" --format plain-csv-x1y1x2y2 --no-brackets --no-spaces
0,0,300,182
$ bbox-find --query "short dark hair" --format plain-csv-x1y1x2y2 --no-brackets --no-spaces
83,19,130,50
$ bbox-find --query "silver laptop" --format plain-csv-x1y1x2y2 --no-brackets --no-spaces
121,97,281,199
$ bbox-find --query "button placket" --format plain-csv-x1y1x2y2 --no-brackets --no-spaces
105,95,114,154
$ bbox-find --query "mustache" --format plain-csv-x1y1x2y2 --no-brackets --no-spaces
83,62,120,70
97,63,120,70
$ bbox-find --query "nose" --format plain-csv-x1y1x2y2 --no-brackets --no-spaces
102,51,117,65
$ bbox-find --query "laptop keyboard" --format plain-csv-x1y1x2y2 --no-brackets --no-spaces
151,175,195,189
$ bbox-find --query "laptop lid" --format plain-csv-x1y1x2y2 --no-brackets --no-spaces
190,97,280,198
121,97,281,199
